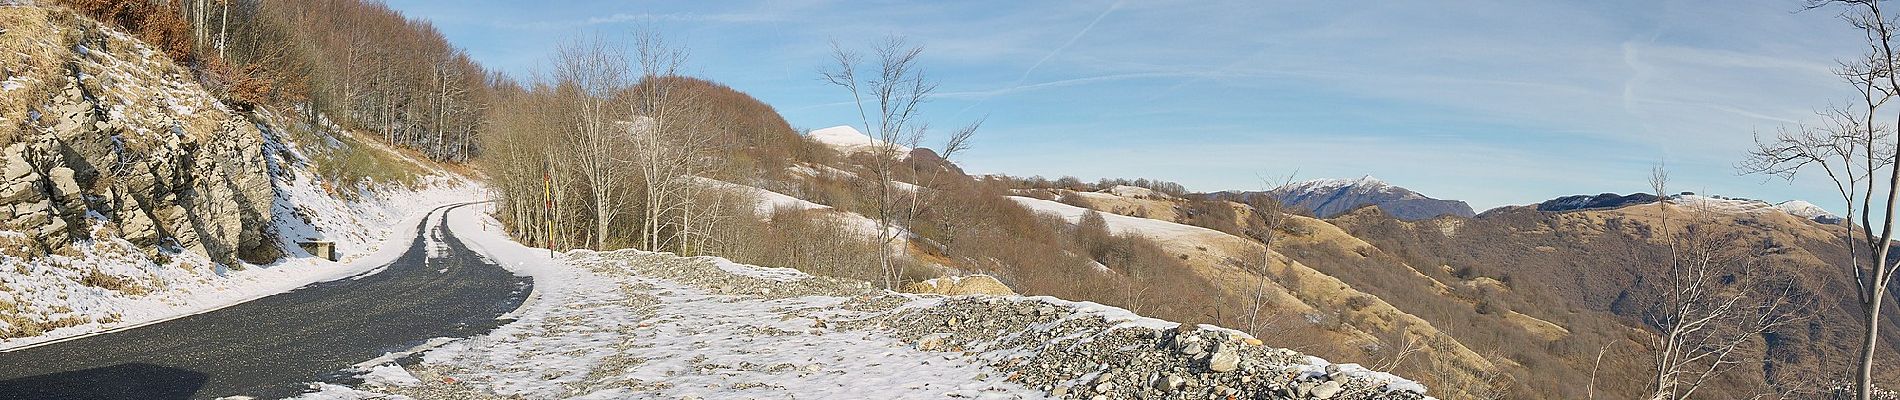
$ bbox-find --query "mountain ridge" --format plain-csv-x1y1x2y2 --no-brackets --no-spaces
1219,175,1476,221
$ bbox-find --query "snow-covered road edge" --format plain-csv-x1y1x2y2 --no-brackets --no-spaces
0,183,485,351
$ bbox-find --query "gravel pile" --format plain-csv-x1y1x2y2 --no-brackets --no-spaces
581,250,1429,400
865,296,1426,400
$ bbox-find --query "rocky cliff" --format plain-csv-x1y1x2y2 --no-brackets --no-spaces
0,7,277,264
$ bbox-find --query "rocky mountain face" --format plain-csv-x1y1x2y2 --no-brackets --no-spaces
1224,176,1475,220
0,7,277,264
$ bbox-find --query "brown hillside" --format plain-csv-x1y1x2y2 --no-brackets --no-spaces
1331,202,1897,398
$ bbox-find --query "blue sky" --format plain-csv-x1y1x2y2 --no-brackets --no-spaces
384,0,1869,211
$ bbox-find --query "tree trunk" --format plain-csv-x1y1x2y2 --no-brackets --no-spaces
1862,288,1884,400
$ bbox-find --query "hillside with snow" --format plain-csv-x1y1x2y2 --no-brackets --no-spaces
1535,192,1841,224
809,125,911,156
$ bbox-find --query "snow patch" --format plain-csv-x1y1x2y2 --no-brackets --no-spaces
359,364,422,387
1102,184,1168,199
706,256,810,282
809,125,911,156
1008,196,1232,247
1298,356,1431,394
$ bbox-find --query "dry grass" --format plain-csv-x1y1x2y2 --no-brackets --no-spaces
0,297,93,339
286,121,434,195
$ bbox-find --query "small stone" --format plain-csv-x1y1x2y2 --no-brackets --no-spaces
1155,374,1185,391
1311,380,1344,399
1208,348,1240,372
1182,342,1205,356
1094,382,1113,393
1244,338,1263,346
917,333,951,351
1051,386,1069,396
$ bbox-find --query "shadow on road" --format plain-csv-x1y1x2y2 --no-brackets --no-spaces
0,362,208,400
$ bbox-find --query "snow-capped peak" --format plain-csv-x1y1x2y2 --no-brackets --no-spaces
1285,175,1387,192
809,125,911,156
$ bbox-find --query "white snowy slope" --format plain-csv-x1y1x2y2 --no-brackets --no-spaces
1773,200,1838,221
1103,184,1170,199
696,177,915,252
1007,196,1232,246
1284,175,1395,196
1673,195,1841,222
809,125,911,156
689,176,831,217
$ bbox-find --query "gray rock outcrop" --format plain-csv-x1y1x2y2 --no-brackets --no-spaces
0,10,279,264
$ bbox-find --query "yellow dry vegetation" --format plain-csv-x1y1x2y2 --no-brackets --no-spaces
1050,189,1504,396
1069,191,1184,221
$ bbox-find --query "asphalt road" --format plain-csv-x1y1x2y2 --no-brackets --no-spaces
0,202,534,399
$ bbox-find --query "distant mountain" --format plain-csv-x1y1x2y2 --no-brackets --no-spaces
1535,192,1842,224
1535,193,1660,213
1226,176,1476,220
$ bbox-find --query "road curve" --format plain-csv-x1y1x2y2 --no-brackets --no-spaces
0,202,533,399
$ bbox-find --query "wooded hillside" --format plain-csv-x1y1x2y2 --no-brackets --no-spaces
59,0,489,162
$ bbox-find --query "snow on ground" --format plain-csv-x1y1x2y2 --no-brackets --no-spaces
1008,196,1232,247
809,125,910,156
301,206,1048,400
785,163,861,180
300,204,1431,399
0,175,483,350
690,176,830,217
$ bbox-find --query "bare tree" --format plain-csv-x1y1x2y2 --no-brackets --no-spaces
1644,168,1803,399
1245,173,1297,335
822,37,977,289
1367,320,1429,372
625,30,694,252
550,34,633,250
1746,2,1900,398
